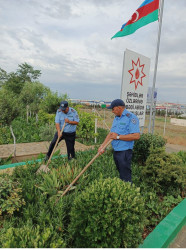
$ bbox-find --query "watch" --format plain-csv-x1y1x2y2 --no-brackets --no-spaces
116,135,120,140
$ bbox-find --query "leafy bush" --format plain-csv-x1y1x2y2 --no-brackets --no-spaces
0,155,12,166
133,133,166,164
0,126,12,144
0,223,66,248
38,110,55,124
0,175,25,216
177,151,186,164
141,147,185,196
68,177,146,248
76,111,96,144
142,191,182,227
39,123,55,141
11,117,42,143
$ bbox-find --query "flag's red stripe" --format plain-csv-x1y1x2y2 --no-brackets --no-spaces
126,0,159,26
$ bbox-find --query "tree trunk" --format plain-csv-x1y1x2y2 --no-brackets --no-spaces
27,105,29,123
10,125,17,162
36,113,38,123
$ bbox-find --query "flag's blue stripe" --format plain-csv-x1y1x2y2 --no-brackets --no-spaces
139,0,155,8
120,22,127,30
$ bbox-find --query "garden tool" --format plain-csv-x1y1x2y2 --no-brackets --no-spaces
55,139,113,204
37,122,66,174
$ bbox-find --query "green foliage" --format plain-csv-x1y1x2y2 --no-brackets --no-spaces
38,169,61,196
0,155,12,166
0,223,65,248
16,63,41,82
141,147,185,196
39,123,55,141
133,133,166,164
12,117,41,143
142,191,182,227
0,89,20,125
19,81,48,113
0,126,12,144
40,91,68,114
0,116,56,144
76,111,96,143
1,63,41,95
0,175,25,216
76,127,108,145
38,161,82,197
68,177,146,248
38,110,55,124
177,150,186,164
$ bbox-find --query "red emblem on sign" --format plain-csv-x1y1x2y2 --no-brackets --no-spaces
128,58,146,90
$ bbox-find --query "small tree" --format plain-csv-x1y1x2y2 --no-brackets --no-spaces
19,81,49,122
40,91,68,114
1,63,41,95
0,89,20,160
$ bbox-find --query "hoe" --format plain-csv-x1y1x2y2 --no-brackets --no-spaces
37,122,66,174
55,139,112,204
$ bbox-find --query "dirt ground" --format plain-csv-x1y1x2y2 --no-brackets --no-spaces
0,140,94,163
0,140,186,164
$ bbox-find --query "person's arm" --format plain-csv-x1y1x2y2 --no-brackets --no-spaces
56,123,61,138
64,118,79,125
98,132,112,154
109,132,140,141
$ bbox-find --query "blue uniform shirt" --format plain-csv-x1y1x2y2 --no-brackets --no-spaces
55,107,79,133
111,109,140,151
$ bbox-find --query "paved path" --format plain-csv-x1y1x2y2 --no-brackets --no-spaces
165,143,186,153
169,226,186,248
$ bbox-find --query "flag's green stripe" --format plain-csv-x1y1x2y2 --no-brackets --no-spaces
111,9,158,39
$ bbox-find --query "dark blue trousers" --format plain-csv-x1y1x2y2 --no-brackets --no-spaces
113,150,133,182
47,132,76,160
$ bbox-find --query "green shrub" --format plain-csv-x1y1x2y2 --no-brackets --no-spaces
133,133,166,164
142,191,182,227
39,123,55,141
0,223,66,248
141,147,185,196
177,151,186,164
0,126,12,144
38,110,55,124
0,176,25,216
76,111,96,144
68,177,146,248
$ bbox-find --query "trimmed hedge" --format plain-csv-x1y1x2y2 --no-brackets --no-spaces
132,133,166,165
68,177,147,248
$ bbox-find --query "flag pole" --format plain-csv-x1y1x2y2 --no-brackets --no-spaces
148,0,164,133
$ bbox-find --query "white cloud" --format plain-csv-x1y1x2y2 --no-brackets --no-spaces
0,0,186,103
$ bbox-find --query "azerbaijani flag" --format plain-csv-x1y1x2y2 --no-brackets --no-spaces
111,0,159,39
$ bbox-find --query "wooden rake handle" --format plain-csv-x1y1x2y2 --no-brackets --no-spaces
46,122,66,168
55,139,113,204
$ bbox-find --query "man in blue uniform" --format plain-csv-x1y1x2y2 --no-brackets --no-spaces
98,99,140,182
46,101,79,161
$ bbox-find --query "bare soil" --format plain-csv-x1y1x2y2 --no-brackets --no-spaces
0,140,94,163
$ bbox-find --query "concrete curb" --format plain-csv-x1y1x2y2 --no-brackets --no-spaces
140,198,186,248
0,154,67,170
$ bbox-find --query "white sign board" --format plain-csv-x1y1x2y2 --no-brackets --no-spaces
121,49,150,127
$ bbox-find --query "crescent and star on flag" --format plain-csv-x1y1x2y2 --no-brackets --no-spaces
130,11,140,23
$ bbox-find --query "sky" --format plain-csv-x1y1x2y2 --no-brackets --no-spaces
0,0,186,104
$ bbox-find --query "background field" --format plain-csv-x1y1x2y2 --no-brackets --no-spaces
83,108,186,147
